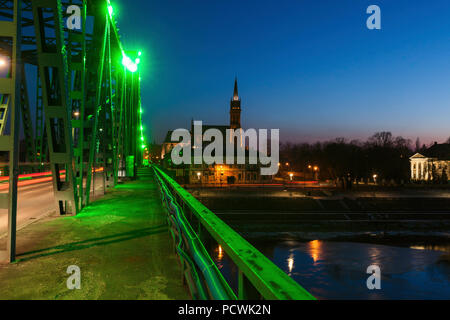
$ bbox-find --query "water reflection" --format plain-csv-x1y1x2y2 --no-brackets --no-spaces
368,246,382,266
287,253,295,274
212,239,450,299
218,245,224,260
215,245,224,269
308,240,322,263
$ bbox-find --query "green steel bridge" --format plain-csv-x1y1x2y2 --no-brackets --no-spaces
0,0,314,300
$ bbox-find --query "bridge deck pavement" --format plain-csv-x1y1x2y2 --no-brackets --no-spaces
0,173,190,300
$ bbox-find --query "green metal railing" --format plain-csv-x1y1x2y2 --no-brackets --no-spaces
153,165,315,300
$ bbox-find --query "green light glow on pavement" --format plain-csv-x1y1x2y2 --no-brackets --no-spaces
0,178,190,299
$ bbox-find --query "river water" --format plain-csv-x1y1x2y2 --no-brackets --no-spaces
210,237,450,299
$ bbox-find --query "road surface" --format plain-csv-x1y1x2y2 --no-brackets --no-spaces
0,175,105,237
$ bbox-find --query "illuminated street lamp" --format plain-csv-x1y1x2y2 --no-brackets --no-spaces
314,166,319,171
373,174,378,184
121,53,140,73
108,4,114,17
197,172,201,180
289,173,293,181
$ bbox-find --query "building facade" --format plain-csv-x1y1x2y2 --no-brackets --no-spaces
410,143,450,182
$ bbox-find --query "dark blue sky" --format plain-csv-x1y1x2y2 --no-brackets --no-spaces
113,0,450,144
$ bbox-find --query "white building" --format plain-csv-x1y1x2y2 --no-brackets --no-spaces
410,143,450,182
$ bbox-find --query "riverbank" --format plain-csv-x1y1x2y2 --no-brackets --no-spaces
189,186,450,214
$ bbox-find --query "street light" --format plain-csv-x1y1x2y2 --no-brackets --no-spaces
197,172,201,180
289,173,293,181
121,53,140,73
108,3,114,17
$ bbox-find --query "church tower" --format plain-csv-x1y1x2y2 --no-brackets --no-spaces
230,78,242,129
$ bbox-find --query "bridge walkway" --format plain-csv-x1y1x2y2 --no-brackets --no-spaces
0,168,189,299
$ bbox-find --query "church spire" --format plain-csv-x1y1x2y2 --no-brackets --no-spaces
230,77,242,129
233,77,239,101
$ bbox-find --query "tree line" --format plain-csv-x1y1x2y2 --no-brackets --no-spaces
280,132,449,183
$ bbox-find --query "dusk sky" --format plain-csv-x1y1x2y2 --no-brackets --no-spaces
112,0,450,145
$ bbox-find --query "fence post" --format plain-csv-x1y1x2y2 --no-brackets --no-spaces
238,270,260,300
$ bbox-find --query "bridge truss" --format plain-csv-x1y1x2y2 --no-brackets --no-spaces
0,0,145,262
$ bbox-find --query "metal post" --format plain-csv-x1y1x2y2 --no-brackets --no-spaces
85,12,108,205
0,0,21,263
67,0,87,212
32,0,79,215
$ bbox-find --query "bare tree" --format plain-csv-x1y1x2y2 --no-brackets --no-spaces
368,132,393,147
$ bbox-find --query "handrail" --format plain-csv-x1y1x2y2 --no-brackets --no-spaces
154,168,236,300
153,165,315,300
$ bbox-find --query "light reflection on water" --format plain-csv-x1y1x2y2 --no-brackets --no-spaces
215,245,224,269
287,253,294,274
213,240,450,300
308,240,322,264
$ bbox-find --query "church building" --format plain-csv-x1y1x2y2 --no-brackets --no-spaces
161,78,268,185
